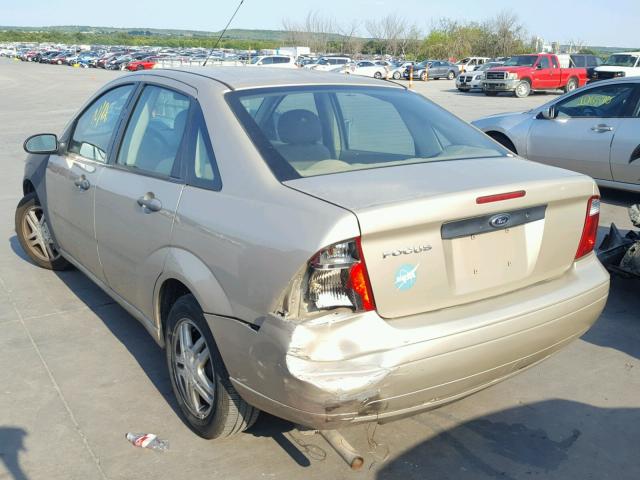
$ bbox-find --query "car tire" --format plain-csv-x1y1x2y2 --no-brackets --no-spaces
420,71,427,81
165,294,260,439
374,71,383,79
514,80,531,98
447,70,455,80
564,77,578,93
392,71,401,80
136,65,144,71
15,192,71,271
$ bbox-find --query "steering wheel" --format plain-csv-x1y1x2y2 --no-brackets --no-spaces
580,106,600,117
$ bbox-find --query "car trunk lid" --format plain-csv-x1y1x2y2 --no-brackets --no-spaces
284,157,598,319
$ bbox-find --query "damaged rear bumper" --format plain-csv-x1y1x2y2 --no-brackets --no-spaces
206,255,608,430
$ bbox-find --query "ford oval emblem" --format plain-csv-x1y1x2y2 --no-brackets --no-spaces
489,213,511,228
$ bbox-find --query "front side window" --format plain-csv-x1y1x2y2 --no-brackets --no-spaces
228,86,506,180
538,57,550,69
117,85,190,176
554,83,637,118
68,84,134,162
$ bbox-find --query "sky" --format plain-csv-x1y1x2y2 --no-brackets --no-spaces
3,0,639,48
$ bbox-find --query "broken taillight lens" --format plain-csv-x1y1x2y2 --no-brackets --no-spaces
307,238,375,312
575,195,600,260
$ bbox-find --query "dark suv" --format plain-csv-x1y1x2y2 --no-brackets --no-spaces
569,54,603,83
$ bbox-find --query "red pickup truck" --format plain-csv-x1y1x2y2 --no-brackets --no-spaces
482,53,588,98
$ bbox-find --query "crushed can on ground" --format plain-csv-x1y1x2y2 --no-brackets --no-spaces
125,432,169,452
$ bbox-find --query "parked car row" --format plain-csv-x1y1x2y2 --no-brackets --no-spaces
9,45,233,71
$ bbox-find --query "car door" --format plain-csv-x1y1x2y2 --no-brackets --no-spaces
609,85,640,185
549,56,562,89
532,56,552,88
45,83,136,279
95,81,192,316
527,82,637,180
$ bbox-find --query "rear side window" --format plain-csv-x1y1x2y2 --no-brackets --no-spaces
572,56,586,67
227,86,505,180
185,105,221,190
117,85,190,177
68,85,134,162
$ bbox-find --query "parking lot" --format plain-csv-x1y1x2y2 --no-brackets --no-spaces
0,57,638,480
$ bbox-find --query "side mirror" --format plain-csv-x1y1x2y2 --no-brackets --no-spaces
537,106,556,120
536,63,543,70
23,134,59,154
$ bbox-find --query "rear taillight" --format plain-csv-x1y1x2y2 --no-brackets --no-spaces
306,238,375,312
575,195,600,260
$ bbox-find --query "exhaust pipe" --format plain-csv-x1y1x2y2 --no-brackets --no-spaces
319,430,364,470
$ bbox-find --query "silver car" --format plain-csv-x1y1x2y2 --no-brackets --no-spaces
16,68,608,440
473,78,640,193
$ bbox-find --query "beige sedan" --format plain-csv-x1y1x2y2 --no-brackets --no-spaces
16,67,609,440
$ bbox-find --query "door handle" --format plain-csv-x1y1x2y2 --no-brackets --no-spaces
73,175,90,191
137,192,162,212
591,124,614,133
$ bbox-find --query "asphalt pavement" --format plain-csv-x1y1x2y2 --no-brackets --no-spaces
0,58,638,479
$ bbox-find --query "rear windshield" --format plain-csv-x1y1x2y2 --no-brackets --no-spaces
227,86,506,181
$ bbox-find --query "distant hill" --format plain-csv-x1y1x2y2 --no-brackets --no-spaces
0,25,350,42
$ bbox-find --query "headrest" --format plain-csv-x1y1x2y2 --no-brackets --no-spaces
174,109,188,134
278,109,322,144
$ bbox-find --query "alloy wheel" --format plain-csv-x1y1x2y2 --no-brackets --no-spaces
171,318,216,419
21,205,61,263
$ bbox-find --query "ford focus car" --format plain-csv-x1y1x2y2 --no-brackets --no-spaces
16,68,609,439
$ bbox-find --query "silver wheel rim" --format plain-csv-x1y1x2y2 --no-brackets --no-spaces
517,82,529,96
171,319,215,419
21,205,61,262
568,81,577,91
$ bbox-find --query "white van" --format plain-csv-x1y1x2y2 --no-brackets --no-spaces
305,56,352,72
455,57,490,72
247,55,297,69
594,51,640,80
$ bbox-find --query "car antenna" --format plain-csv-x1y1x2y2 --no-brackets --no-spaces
202,0,245,67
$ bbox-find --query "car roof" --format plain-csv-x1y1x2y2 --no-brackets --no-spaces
610,51,640,55
133,67,406,91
